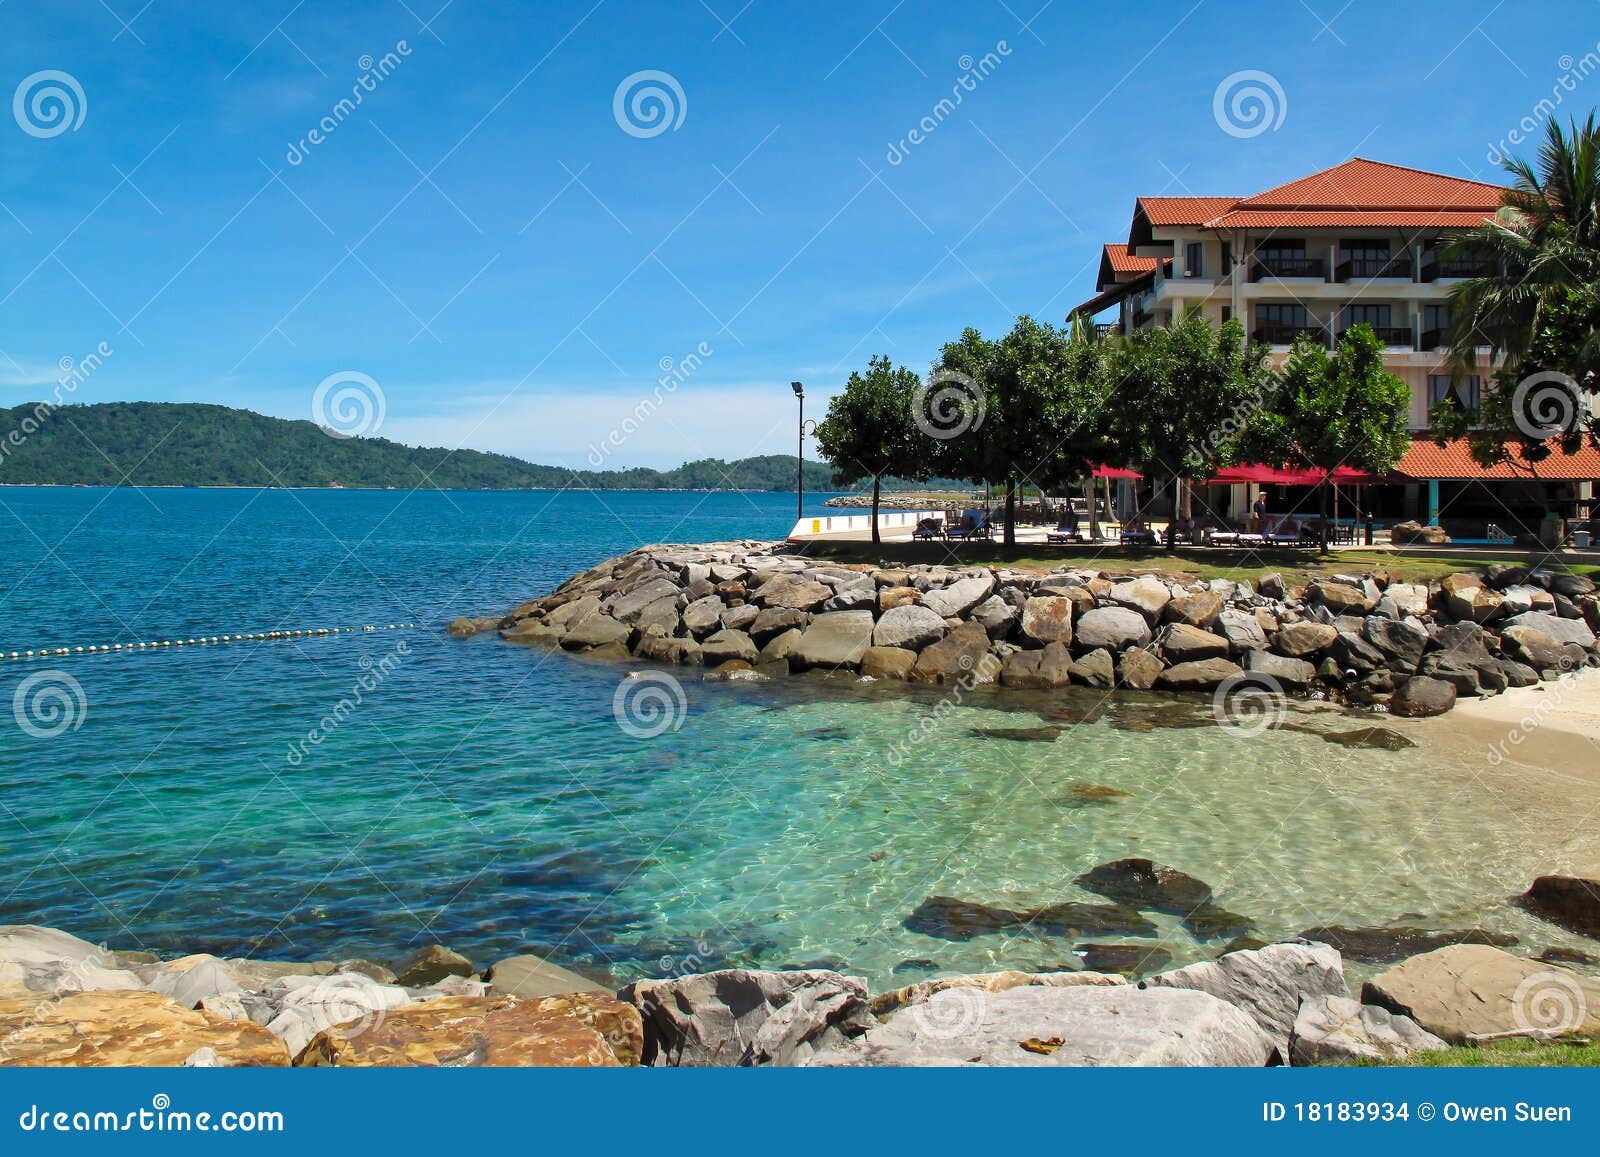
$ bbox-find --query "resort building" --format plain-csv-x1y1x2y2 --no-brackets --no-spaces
1072,158,1599,539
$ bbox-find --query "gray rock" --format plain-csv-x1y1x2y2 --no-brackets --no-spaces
1360,616,1428,674
605,578,683,624
1389,675,1457,717
1503,611,1596,648
142,956,243,1009
483,954,606,998
756,574,834,611
1107,574,1172,625
910,622,999,685
1000,642,1074,689
621,968,875,1067
700,628,760,666
970,595,1018,638
560,613,632,651
1329,630,1387,674
1142,940,1348,1053
1117,647,1164,690
1500,625,1567,672
681,595,725,638
749,606,811,645
1019,596,1075,647
821,586,876,612
811,984,1277,1067
920,574,996,619
1070,648,1116,688
758,628,803,664
1216,609,1268,653
1245,650,1316,689
391,944,474,987
1155,623,1230,663
872,604,948,651
1157,658,1243,690
1290,995,1448,1065
1075,607,1152,652
0,925,117,968
790,611,875,671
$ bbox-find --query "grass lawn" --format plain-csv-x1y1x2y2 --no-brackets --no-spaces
801,541,1600,586
1333,1038,1600,1067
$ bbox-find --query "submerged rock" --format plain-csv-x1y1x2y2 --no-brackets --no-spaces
1077,944,1173,977
1515,876,1600,938
1074,858,1214,912
1295,925,1518,965
966,726,1061,742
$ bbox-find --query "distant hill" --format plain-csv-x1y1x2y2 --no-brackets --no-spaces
0,401,952,492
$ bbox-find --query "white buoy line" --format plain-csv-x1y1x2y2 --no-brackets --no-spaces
4,623,417,661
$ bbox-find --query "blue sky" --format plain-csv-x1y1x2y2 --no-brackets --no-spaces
1,0,1595,467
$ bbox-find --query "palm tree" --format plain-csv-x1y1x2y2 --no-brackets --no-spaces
1444,113,1600,380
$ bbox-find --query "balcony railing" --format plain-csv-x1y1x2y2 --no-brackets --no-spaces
1250,256,1326,281
1420,253,1495,281
1420,327,1447,351
1253,324,1328,345
1093,322,1118,340
1339,325,1413,347
1131,308,1152,329
1335,255,1411,281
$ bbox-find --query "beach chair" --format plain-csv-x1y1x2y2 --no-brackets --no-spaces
912,517,943,541
945,512,979,541
1046,511,1084,544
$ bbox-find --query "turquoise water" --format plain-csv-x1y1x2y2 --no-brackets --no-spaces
1,487,1595,985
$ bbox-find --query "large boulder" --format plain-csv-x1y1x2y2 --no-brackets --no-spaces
1245,650,1316,689
1442,574,1503,623
789,611,875,671
1069,648,1116,688
1155,623,1230,663
748,606,811,645
392,944,474,987
620,969,874,1067
0,990,290,1066
139,955,243,1009
860,646,917,680
756,574,834,612
1075,607,1152,652
1274,621,1337,658
1157,658,1242,690
560,613,632,651
1502,611,1596,648
811,984,1278,1067
1310,580,1375,615
1363,945,1600,1043
1164,590,1224,629
1499,625,1568,673
0,925,117,968
1361,616,1428,674
484,954,607,999
1515,876,1600,938
1117,647,1164,690
1141,940,1348,1053
1000,642,1074,689
910,622,999,685
1216,609,1267,653
604,578,683,624
873,604,948,651
1107,575,1171,625
870,969,1123,1018
919,574,996,619
1389,676,1457,717
700,629,760,666
1019,596,1075,647
298,992,641,1067
1289,995,1448,1065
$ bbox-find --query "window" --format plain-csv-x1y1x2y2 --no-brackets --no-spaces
1256,304,1307,326
1428,374,1480,411
1221,241,1233,272
1221,306,1232,324
1255,239,1305,264
1343,304,1392,329
1424,304,1451,331
1341,240,1390,261
1185,242,1203,278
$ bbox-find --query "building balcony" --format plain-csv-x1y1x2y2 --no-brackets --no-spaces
1420,327,1447,351
1419,253,1495,281
1339,326,1413,347
1253,324,1329,346
1093,322,1119,340
1250,256,1326,282
1335,255,1412,281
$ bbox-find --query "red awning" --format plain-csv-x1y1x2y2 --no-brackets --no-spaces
1205,463,1386,486
1092,465,1142,479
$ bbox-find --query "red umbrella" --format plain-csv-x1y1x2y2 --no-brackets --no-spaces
1092,465,1142,479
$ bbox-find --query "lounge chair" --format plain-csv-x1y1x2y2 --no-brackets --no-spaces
947,509,993,541
1046,513,1084,543
912,517,943,541
1119,523,1157,546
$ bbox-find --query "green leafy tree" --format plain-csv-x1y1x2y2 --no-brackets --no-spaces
929,315,1100,545
1101,309,1271,549
813,355,935,543
1246,326,1412,552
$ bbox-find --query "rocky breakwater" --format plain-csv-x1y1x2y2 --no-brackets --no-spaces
462,543,1600,718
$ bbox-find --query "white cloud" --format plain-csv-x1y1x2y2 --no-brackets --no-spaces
379,382,839,470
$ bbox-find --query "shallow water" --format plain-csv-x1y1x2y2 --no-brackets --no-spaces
1,487,1595,986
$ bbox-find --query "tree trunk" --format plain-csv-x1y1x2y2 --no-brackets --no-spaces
870,474,881,545
1085,476,1100,541
1004,477,1017,546
1318,478,1330,554
1165,474,1178,552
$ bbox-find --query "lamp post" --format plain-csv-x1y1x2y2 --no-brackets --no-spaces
791,381,805,522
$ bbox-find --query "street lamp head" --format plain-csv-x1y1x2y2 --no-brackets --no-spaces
790,381,804,398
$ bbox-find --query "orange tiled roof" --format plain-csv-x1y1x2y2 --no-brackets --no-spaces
1103,243,1160,275
1203,209,1496,229
1395,437,1600,480
1237,158,1503,211
1135,196,1240,226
